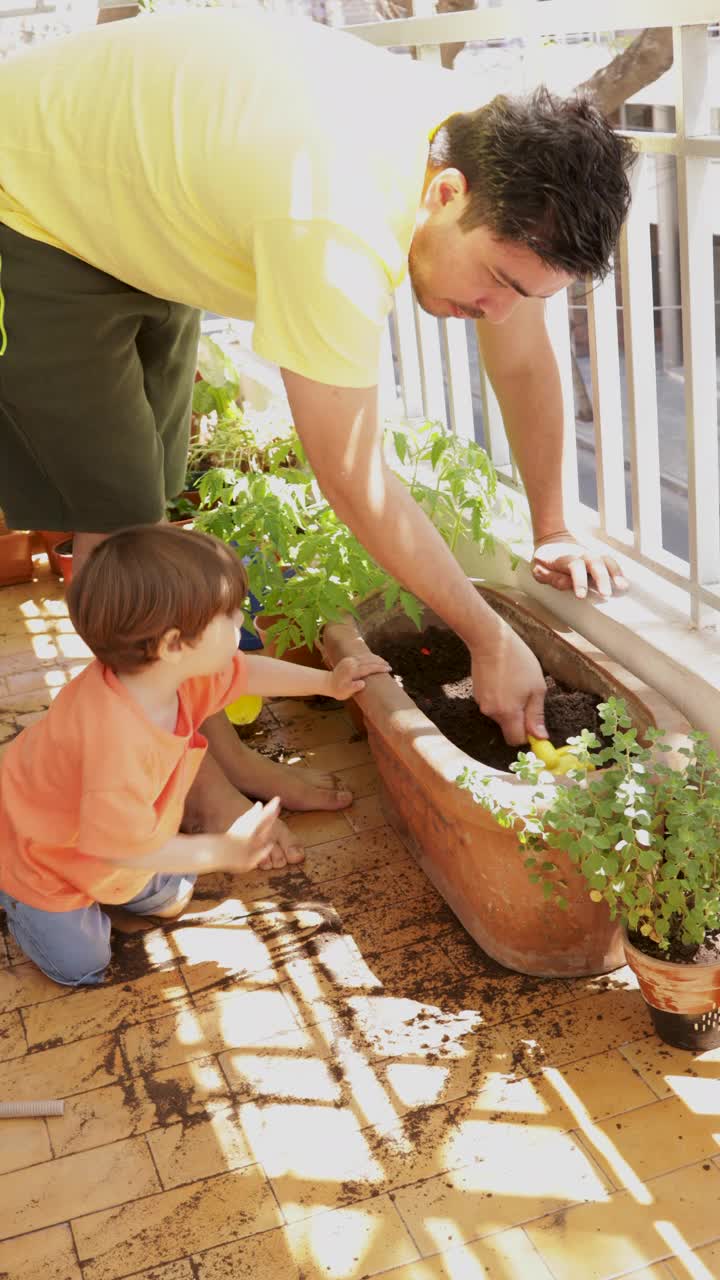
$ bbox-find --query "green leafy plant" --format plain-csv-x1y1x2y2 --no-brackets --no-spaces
457,696,720,956
195,417,499,656
389,419,499,555
188,336,297,476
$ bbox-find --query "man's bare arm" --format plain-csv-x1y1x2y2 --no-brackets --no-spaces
475,300,627,597
281,368,547,744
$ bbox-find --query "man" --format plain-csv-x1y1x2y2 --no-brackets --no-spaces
0,8,633,864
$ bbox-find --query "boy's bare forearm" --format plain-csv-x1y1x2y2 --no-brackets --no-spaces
244,655,333,699
114,832,225,875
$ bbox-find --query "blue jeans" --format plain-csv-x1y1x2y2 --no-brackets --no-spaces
0,874,196,987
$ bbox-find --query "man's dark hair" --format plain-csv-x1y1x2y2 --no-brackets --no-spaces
429,86,636,280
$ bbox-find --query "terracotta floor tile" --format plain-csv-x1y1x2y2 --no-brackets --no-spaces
363,1227,557,1279
563,963,640,998
363,938,571,1029
0,960,69,1014
0,1135,159,1241
278,934,383,1027
0,1114,52,1176
194,1194,419,1279
391,1119,611,1253
73,1164,282,1280
182,865,313,922
283,807,354,847
119,1265,195,1280
267,696,327,724
239,1099,387,1221
303,738,373,771
335,760,380,799
0,1223,82,1280
374,1043,658,1140
219,1035,340,1106
260,710,356,751
541,1047,658,1122
504,988,652,1075
302,826,409,885
47,1078,157,1158
619,1036,720,1102
171,921,276,984
0,1009,27,1061
0,687,52,715
121,983,299,1074
0,1029,124,1102
322,858,440,921
342,894,459,959
584,1095,720,1186
616,1269,675,1280
46,1057,234,1158
23,967,191,1049
147,1108,255,1188
343,992,490,1059
344,794,386,834
667,1238,720,1278
525,1161,720,1280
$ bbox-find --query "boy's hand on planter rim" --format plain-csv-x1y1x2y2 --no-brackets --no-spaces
330,654,391,700
470,621,547,746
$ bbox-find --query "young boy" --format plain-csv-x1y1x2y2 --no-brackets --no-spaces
0,524,389,987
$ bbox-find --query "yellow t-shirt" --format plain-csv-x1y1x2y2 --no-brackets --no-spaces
0,10,469,386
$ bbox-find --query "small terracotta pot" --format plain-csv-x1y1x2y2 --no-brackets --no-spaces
0,530,33,586
623,930,720,1051
52,538,74,584
254,613,324,669
38,530,72,576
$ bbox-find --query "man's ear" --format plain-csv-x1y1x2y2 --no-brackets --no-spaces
155,628,184,665
423,166,468,212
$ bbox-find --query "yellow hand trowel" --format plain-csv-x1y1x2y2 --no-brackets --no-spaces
225,695,264,726
527,735,593,776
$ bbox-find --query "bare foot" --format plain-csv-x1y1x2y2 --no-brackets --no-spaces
221,742,352,811
201,713,353,812
183,753,305,870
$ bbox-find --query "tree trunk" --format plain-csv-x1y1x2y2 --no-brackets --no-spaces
575,27,674,117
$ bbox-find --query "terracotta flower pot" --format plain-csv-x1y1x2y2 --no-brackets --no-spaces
254,612,325,669
38,530,72,576
321,585,691,979
52,538,74,583
0,530,33,587
623,930,720,1051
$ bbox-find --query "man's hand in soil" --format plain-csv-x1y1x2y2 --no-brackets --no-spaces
531,531,628,600
470,620,547,746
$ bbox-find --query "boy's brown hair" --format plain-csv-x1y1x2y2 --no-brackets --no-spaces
67,525,249,674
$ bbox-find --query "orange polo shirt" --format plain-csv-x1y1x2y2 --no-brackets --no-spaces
0,653,248,912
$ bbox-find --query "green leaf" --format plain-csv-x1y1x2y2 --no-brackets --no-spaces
398,591,423,630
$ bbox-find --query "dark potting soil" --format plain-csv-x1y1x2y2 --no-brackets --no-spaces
628,927,720,966
377,624,605,773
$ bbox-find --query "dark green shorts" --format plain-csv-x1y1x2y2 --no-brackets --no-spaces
0,222,200,532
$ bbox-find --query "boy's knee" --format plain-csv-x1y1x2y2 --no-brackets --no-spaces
25,941,111,988
2,897,112,987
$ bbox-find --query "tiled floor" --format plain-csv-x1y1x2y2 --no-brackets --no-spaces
2,563,720,1280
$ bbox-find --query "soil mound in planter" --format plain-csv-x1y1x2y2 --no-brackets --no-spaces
378,625,604,772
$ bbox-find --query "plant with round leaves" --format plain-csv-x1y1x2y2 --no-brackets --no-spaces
457,696,720,954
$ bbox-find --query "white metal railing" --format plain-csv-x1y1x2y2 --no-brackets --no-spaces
350,1,720,629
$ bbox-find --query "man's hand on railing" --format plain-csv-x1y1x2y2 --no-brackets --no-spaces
531,530,629,601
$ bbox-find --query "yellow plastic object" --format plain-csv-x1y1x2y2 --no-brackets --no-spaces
526,735,593,776
225,695,263,725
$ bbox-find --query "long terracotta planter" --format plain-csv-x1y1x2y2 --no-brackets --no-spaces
321,586,691,978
